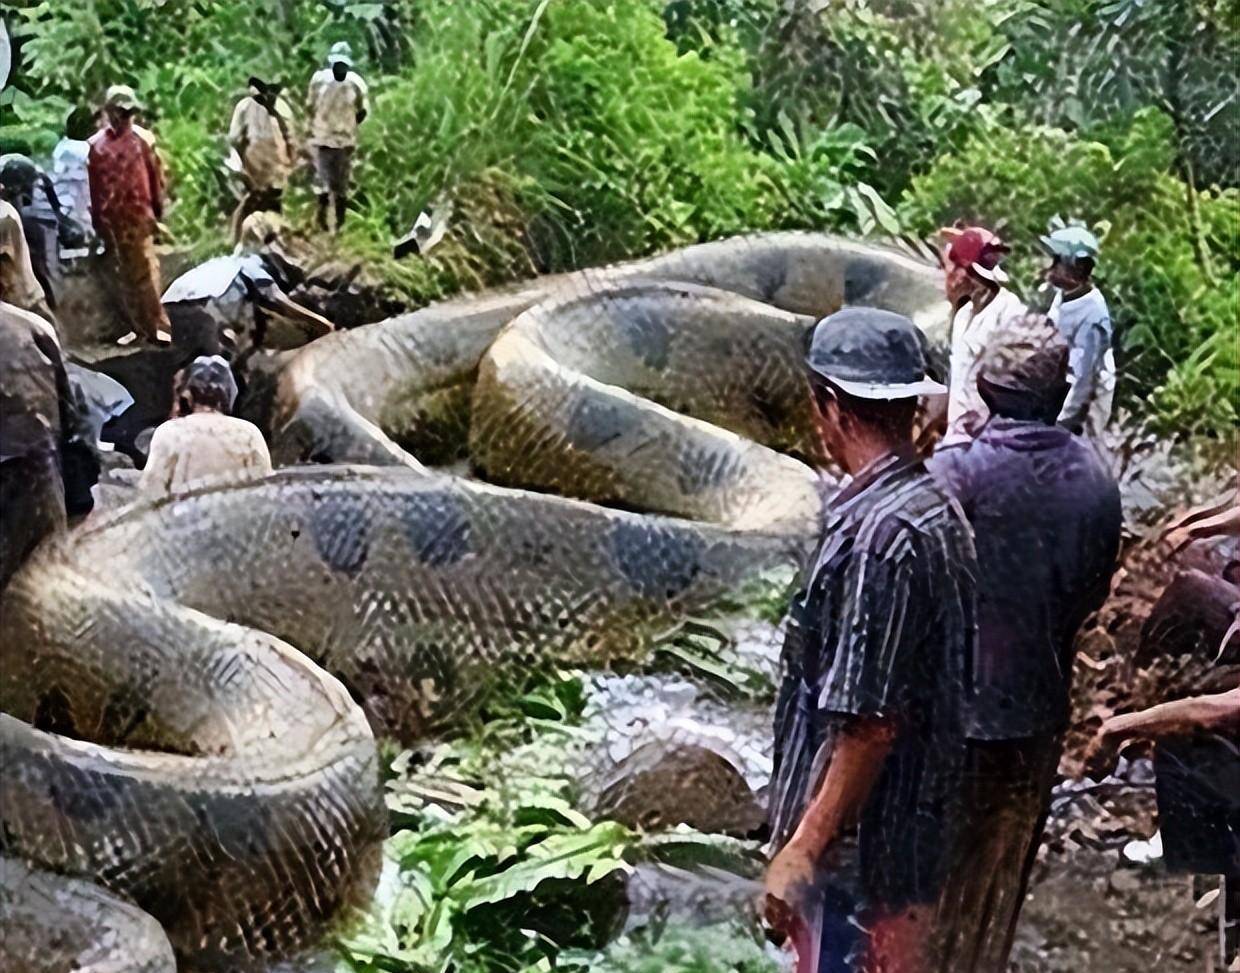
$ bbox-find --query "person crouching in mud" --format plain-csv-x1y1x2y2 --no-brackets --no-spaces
161,212,333,365
765,307,978,972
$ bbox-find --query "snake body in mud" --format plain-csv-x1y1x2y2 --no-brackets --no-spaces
0,234,942,971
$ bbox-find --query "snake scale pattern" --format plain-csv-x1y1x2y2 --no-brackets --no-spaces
0,234,942,971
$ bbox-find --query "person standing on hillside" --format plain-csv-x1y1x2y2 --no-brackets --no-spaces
52,106,98,240
766,308,976,972
939,224,1027,445
1040,220,1116,443
927,314,1122,971
88,84,172,345
307,41,368,234
227,76,294,240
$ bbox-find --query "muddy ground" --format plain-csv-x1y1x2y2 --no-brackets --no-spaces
1012,509,1237,972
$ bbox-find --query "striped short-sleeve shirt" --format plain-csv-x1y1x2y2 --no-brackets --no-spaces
769,449,978,908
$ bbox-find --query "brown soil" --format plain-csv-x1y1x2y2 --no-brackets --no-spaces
1012,524,1238,972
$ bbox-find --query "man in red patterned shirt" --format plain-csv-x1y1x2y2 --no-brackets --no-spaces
88,84,171,345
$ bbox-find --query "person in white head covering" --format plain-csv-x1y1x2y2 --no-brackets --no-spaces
138,355,272,496
161,211,332,363
307,41,369,233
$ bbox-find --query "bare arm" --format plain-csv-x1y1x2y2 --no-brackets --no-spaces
764,714,896,933
39,171,64,218
1085,685,1240,777
255,286,333,340
1179,506,1240,542
786,716,896,857
1105,687,1240,741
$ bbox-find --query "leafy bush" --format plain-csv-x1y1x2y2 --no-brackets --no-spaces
342,670,634,973
517,0,779,268
342,667,768,972
987,0,1240,189
900,109,1239,437
564,924,780,973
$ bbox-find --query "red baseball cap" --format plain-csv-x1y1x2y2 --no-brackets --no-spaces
941,225,1009,283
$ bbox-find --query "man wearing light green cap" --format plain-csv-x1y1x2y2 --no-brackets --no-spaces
307,41,369,233
1040,219,1114,441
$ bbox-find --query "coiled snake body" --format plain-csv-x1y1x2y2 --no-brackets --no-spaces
0,234,942,971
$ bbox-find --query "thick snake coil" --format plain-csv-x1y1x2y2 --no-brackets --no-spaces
0,234,942,971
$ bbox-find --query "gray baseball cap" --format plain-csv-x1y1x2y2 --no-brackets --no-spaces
807,307,946,399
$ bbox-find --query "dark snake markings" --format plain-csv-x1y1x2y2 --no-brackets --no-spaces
1,234,943,972
311,504,372,577
401,492,472,568
609,519,703,600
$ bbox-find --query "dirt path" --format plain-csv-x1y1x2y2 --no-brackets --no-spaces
1013,777,1218,972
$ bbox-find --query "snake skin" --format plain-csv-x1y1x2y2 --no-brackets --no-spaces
0,234,942,971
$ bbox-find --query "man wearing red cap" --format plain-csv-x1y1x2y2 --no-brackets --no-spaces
939,225,1026,445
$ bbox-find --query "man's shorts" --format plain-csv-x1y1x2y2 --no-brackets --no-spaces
313,145,354,197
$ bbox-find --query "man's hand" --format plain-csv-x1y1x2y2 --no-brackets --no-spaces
764,838,817,936
1081,719,1121,779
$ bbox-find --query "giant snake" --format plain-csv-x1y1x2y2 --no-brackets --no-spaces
0,234,942,971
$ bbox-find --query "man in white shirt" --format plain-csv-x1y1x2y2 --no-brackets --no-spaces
1040,222,1115,442
939,224,1027,445
52,107,98,247
307,41,368,234
162,231,332,362
227,77,293,240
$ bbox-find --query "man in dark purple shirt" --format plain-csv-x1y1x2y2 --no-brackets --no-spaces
927,313,1121,971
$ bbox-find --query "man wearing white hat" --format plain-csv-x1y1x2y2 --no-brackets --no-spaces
307,41,369,233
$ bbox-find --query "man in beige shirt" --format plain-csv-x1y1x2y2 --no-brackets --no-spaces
227,77,293,240
307,41,368,233
139,355,272,496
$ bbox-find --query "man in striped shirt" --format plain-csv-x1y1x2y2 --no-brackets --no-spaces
765,307,978,972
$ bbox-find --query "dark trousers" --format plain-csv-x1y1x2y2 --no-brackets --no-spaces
932,736,1062,973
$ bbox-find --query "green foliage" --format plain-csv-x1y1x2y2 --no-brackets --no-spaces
728,0,1010,199
345,669,635,973
563,923,779,972
7,0,1235,432
345,666,767,972
900,108,1240,437
517,0,779,267
988,0,1240,187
